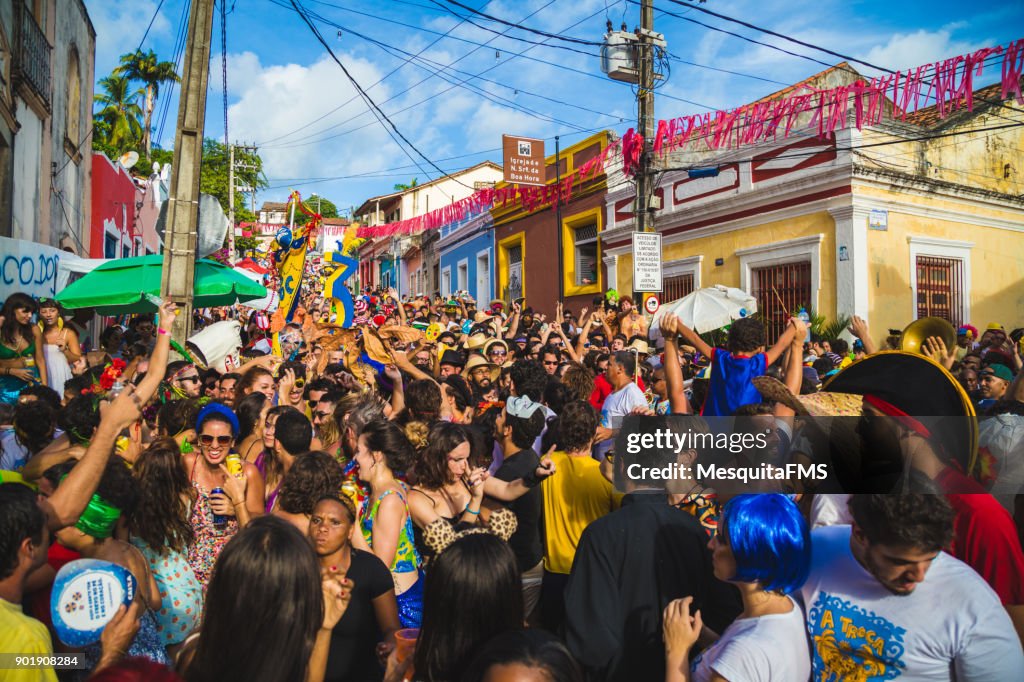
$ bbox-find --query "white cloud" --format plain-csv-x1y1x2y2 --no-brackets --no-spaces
84,0,173,78
860,29,983,73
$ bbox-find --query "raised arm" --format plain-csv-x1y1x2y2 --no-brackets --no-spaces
847,315,878,356
765,320,799,366
776,318,807,419
675,320,714,359
32,325,47,386
43,387,142,530
660,314,691,414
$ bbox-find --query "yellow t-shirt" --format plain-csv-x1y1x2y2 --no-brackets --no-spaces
541,451,623,574
0,597,58,682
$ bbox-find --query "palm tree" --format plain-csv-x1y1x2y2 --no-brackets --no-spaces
116,49,180,158
393,177,419,191
93,74,144,152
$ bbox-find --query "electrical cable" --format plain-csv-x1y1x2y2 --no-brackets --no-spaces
220,0,230,147
261,0,566,146
257,0,489,145
262,1,637,150
288,0,469,187
438,0,603,45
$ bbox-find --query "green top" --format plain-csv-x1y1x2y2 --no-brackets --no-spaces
0,341,34,360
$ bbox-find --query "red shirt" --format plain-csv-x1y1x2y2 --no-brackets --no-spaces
589,373,645,411
935,466,1024,605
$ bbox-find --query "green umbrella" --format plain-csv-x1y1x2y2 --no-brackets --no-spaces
56,255,268,315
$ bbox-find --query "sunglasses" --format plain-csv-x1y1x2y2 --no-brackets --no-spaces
179,375,200,384
199,434,233,446
543,360,559,366
489,349,507,356
313,411,333,420
293,378,306,389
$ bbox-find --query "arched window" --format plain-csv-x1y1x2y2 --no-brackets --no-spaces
65,46,81,151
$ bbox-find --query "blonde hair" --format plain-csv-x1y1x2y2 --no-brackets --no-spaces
403,420,430,451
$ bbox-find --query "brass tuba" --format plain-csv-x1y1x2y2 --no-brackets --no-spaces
899,316,957,356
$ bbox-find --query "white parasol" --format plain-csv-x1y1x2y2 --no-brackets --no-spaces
650,285,757,336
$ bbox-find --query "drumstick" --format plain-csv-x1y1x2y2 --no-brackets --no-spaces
771,286,790,318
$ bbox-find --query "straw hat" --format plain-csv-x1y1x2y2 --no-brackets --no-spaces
628,338,652,356
464,332,489,352
753,376,862,417
462,354,499,383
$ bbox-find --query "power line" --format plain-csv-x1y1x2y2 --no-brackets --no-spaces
438,0,602,46
261,0,564,146
288,0,468,187
137,0,168,51
220,0,230,147
261,1,625,151
257,0,487,145
155,0,192,148
261,122,628,189
662,0,891,73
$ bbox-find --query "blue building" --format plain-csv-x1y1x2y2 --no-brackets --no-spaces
438,210,494,303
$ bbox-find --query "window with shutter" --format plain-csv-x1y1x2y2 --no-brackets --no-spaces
573,223,598,286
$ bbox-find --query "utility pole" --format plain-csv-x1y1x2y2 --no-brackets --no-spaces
635,0,655,234
160,0,217,344
228,142,235,261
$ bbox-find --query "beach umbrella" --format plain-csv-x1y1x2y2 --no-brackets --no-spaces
651,285,757,336
56,254,267,315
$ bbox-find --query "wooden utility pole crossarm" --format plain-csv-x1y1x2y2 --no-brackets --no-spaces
161,0,217,344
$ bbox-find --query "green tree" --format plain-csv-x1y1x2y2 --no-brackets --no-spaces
116,50,180,159
145,140,267,224
294,195,338,226
393,178,419,191
93,74,144,154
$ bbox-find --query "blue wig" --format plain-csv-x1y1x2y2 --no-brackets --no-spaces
196,402,240,439
721,494,810,594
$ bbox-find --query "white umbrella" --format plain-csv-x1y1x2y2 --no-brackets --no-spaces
234,266,279,310
651,285,757,336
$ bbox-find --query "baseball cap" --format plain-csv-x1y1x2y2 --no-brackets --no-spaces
979,364,1014,382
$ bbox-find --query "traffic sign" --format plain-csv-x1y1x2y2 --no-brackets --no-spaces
632,232,662,292
643,293,660,314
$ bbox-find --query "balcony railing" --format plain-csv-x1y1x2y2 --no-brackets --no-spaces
14,3,51,109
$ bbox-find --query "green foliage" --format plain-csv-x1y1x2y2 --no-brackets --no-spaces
93,74,144,154
294,196,339,226
234,235,261,256
808,310,851,341
116,50,180,159
393,178,419,191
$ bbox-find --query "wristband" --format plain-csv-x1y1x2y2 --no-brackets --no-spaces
463,504,480,515
158,328,170,335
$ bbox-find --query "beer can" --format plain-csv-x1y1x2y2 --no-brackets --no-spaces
210,487,228,530
225,454,243,477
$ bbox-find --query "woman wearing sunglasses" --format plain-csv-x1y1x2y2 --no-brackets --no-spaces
181,403,266,588
277,360,308,410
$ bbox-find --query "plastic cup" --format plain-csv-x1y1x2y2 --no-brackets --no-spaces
394,628,419,664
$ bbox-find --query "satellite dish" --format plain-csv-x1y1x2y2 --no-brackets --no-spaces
119,151,139,169
155,192,230,258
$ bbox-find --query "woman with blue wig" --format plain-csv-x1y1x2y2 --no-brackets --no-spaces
663,494,811,682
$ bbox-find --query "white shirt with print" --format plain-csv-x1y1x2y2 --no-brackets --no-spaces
800,525,1024,681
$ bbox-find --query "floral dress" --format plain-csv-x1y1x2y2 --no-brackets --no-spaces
131,537,203,645
360,486,423,627
186,458,239,588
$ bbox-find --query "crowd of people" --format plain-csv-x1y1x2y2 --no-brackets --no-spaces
2,279,1024,682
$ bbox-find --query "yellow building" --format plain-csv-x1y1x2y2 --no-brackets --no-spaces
601,67,1024,343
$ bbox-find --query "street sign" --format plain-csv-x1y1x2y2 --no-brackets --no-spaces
502,135,545,186
643,293,660,314
632,232,662,292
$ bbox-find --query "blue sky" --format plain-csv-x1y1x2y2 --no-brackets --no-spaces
83,0,1023,216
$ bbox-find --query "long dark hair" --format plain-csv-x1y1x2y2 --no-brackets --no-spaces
411,422,469,490
128,438,194,553
234,366,274,408
360,419,415,475
414,534,524,682
236,392,269,441
461,629,584,682
183,516,323,682
1,292,37,346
